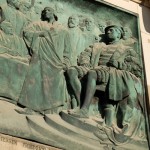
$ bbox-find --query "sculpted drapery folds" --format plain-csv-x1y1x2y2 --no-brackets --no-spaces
0,21,29,58
0,0,148,148
18,7,72,112
0,8,28,103
1,0,30,37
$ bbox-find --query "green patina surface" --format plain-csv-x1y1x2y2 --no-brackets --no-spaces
0,0,149,149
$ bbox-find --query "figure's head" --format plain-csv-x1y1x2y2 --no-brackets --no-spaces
98,21,106,33
123,27,132,40
0,21,14,35
84,17,94,31
7,0,22,9
68,15,79,28
105,25,123,42
55,2,64,13
19,1,32,14
41,7,58,22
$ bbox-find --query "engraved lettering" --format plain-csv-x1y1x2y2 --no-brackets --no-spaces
0,136,17,145
23,142,46,150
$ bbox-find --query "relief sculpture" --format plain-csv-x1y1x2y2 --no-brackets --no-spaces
0,0,149,150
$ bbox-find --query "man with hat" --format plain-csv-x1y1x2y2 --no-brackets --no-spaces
17,7,72,114
68,25,142,128
104,25,124,44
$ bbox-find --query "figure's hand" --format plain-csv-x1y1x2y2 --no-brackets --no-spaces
110,60,118,68
125,56,132,62
38,31,49,37
118,62,127,70
62,63,68,71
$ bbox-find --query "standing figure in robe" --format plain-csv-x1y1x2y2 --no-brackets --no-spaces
18,7,72,114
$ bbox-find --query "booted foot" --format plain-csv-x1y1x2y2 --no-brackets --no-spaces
122,124,129,134
15,108,41,115
69,108,89,118
68,106,80,113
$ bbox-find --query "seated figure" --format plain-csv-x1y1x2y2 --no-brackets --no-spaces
67,25,142,129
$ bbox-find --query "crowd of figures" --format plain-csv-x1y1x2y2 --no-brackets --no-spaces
0,0,146,144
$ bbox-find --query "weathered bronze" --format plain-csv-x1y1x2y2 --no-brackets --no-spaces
0,0,149,150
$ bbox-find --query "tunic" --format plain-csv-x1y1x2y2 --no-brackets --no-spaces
77,42,142,103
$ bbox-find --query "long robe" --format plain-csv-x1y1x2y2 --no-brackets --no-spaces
0,30,29,103
18,21,71,111
68,27,85,66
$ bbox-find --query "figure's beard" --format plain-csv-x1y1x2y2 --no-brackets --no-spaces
68,23,76,28
86,26,92,31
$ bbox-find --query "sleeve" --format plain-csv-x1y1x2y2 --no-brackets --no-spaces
0,45,11,54
78,46,92,67
23,22,42,55
63,30,72,68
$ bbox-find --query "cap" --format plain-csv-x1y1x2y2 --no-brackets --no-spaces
105,25,124,38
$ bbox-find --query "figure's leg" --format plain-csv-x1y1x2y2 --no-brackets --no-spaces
81,70,97,109
119,99,128,127
68,70,97,118
121,90,137,127
104,104,115,127
67,68,81,107
71,95,78,109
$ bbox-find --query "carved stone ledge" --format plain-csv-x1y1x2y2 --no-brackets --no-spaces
131,0,143,3
131,0,150,7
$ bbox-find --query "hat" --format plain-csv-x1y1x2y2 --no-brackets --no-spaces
44,7,55,13
105,25,124,38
